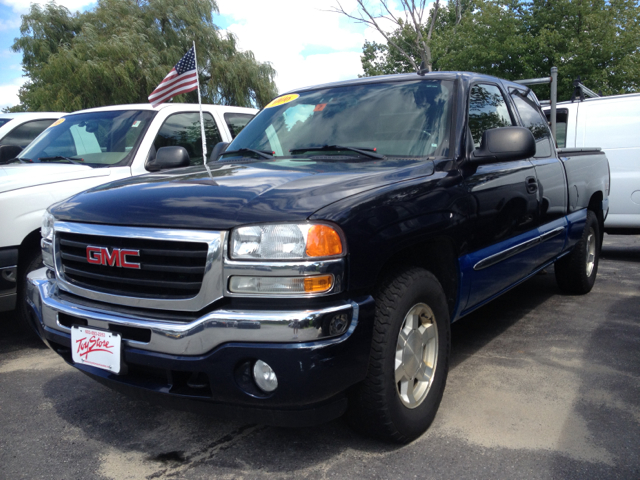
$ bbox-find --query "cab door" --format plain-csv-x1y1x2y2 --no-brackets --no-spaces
460,83,540,312
510,88,568,264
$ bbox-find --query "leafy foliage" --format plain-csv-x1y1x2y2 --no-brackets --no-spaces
12,0,278,112
361,0,640,100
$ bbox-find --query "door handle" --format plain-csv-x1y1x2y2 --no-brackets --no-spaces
526,176,538,194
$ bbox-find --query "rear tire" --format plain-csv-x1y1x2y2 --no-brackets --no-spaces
348,267,450,443
555,210,600,294
17,248,43,334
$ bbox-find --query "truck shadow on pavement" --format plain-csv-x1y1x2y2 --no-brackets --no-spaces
33,273,566,477
449,270,560,370
0,310,47,354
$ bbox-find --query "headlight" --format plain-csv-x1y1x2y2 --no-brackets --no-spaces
230,223,343,260
41,211,55,242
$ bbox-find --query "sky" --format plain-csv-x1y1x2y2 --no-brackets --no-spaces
0,0,406,111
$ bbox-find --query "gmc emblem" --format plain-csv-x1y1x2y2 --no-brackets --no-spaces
86,246,141,269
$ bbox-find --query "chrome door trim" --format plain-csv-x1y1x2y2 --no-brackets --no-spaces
473,226,565,271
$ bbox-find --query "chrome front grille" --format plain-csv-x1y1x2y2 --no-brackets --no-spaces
53,222,225,312
58,232,208,299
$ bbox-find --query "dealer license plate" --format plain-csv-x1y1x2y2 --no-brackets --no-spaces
71,326,122,374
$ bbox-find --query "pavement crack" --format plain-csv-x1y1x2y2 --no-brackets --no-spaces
145,424,266,479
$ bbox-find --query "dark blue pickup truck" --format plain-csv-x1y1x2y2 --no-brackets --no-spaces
27,72,609,443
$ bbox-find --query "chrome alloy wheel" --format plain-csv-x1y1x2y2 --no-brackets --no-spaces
395,303,439,408
586,227,596,277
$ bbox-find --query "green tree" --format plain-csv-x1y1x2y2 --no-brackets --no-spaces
360,0,640,101
12,0,277,112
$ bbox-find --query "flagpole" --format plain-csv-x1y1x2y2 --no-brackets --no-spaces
192,41,207,164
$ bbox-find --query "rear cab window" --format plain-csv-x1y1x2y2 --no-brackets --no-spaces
510,89,554,157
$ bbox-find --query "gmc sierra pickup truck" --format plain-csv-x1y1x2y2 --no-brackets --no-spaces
26,72,609,443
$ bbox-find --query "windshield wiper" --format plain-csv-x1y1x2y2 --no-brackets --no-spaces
37,156,85,165
221,148,273,160
289,145,385,160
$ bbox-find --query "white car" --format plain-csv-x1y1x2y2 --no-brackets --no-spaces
0,103,256,327
545,93,640,233
0,112,66,162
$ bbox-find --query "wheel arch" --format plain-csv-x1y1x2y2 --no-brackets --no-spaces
18,228,41,269
587,190,604,247
374,236,459,321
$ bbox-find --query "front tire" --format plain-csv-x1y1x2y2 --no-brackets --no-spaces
555,210,600,294
348,268,450,443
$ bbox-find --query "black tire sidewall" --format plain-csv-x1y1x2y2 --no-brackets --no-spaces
17,249,43,332
378,270,450,440
583,211,600,288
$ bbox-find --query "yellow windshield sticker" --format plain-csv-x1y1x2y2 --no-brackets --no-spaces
49,118,65,127
265,94,299,109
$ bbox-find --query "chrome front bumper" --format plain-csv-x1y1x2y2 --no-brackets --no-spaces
26,268,358,356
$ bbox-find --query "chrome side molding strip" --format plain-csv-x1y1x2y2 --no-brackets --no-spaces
474,226,565,271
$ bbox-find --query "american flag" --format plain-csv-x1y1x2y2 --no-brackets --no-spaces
148,47,198,107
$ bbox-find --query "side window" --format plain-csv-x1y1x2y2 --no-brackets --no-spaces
544,109,568,149
224,112,254,138
511,90,553,157
0,119,57,147
468,84,513,148
153,112,222,165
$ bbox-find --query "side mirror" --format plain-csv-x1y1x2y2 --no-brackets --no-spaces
471,127,535,163
0,145,23,164
208,141,229,163
146,146,190,172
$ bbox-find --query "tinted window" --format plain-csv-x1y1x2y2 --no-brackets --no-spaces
153,112,222,165
511,90,553,157
19,111,154,166
0,118,12,128
468,84,513,148
545,109,568,149
0,119,56,147
227,80,454,158
224,112,254,138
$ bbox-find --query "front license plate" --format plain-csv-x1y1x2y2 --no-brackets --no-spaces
71,326,122,374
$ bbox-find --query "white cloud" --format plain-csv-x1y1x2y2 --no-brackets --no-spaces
0,76,25,110
0,17,20,30
216,0,406,94
0,0,96,14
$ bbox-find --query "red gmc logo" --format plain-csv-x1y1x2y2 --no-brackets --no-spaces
86,246,141,269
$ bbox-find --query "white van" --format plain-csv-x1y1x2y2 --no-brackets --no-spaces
545,94,640,233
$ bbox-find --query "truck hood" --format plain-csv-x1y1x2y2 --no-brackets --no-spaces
0,163,113,194
50,158,434,230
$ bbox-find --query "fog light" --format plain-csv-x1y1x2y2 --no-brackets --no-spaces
253,360,278,393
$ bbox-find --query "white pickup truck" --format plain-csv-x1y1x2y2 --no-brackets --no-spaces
0,103,256,327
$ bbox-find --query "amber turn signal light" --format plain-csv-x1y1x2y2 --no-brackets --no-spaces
303,274,334,293
305,225,343,257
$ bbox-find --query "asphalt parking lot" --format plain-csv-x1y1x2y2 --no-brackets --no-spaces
1,234,638,480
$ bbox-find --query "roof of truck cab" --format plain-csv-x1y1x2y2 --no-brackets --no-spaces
66,103,257,115
282,71,528,95
0,112,66,119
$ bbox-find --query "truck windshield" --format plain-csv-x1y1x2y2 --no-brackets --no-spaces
226,80,453,160
18,110,155,166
